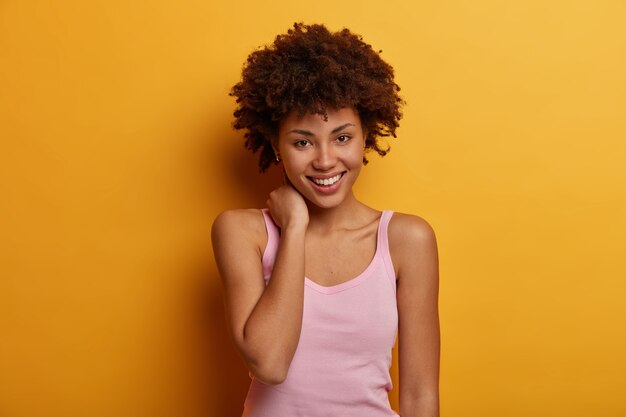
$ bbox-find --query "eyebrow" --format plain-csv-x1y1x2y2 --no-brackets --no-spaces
287,123,355,136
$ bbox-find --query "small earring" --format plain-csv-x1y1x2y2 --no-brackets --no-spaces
275,153,281,162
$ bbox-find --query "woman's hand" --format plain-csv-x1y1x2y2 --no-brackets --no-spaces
266,179,309,230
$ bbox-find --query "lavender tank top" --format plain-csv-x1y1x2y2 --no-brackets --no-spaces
242,209,399,417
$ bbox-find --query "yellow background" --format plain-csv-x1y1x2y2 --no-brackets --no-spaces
1,1,625,416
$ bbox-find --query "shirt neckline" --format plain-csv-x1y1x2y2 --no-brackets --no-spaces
304,211,386,295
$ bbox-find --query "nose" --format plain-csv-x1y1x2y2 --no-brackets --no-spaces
312,143,337,170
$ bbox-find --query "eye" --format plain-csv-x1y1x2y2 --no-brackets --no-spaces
294,139,311,148
336,134,351,143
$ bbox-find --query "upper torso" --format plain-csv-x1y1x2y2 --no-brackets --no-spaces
242,208,400,417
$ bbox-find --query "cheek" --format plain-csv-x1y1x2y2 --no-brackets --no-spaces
281,158,308,184
346,147,365,168
282,153,305,171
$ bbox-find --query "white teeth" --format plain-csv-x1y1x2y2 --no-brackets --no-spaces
312,174,341,186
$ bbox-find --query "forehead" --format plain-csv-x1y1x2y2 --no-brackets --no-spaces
279,107,361,133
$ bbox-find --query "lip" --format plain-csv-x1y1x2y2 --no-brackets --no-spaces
306,172,346,194
306,171,345,180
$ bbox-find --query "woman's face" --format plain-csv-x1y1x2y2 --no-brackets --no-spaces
277,107,366,209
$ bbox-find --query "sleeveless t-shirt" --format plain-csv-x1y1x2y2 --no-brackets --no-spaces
242,209,399,417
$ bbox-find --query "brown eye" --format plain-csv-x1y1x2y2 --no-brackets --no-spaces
336,135,351,143
294,139,311,148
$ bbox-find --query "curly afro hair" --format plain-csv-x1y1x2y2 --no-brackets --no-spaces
230,22,404,172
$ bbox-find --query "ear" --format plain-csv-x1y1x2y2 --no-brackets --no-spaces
268,135,281,162
361,127,369,148
268,133,279,153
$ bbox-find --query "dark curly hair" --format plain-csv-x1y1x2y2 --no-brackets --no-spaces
230,22,404,172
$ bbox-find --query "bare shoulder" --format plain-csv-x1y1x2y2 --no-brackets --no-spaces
387,212,439,279
212,208,266,235
388,212,437,248
211,208,267,256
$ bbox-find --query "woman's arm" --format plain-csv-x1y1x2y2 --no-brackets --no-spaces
390,214,440,417
212,198,307,385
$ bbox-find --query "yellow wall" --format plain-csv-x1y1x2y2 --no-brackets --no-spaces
1,1,625,416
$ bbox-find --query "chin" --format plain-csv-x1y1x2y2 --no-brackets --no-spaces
307,200,339,209
303,194,346,210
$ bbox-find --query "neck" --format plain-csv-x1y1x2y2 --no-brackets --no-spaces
305,191,367,232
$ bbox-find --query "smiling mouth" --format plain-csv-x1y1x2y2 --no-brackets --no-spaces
306,172,345,187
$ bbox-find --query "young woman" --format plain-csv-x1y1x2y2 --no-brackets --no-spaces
212,23,440,417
